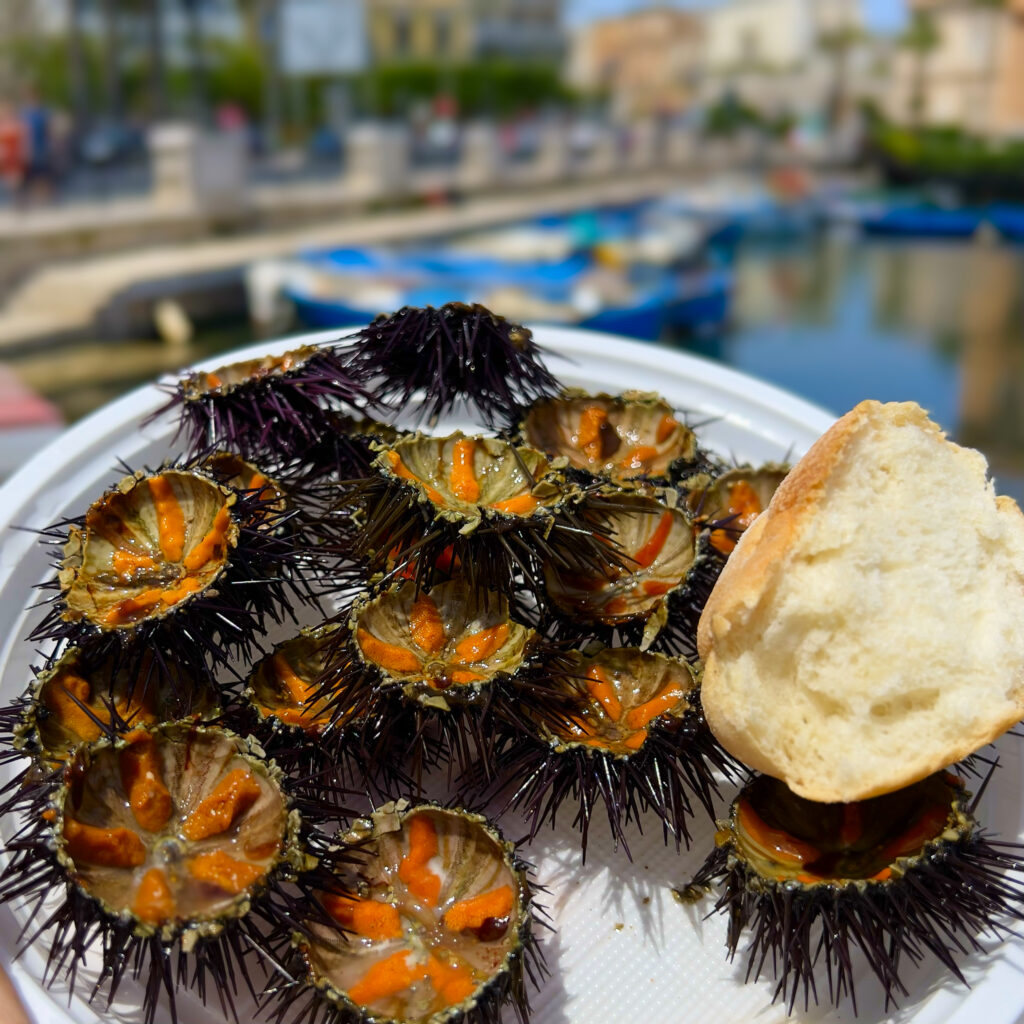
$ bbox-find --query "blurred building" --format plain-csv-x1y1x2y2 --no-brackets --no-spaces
369,0,565,63
699,0,866,122
566,8,702,120
889,0,1024,138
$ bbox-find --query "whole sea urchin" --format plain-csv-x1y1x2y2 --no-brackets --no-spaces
156,344,376,461
340,303,561,427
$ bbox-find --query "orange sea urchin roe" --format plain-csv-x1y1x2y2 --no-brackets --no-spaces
710,481,763,555
489,493,538,515
449,439,480,503
133,867,176,924
585,664,622,722
633,510,675,568
182,768,262,840
120,735,173,833
183,504,231,572
43,673,103,742
398,814,442,906
623,682,687,731
409,593,446,656
424,957,475,1007
386,451,445,505
656,414,679,443
188,850,265,893
323,893,403,941
147,475,186,563
577,405,608,462
273,653,317,707
357,628,422,674
348,951,420,1007
454,623,508,664
442,885,514,934
64,818,146,868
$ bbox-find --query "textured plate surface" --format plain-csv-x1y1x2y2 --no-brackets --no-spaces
0,326,1022,1024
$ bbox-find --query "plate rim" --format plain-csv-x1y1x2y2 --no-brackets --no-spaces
2,326,1021,1024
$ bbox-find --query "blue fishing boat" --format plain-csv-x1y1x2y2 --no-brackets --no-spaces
858,205,987,239
988,205,1024,243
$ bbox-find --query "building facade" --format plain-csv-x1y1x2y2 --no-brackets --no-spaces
567,7,703,120
889,0,1024,137
369,0,564,64
698,0,865,121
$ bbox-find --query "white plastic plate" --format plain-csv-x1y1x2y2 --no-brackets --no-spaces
1,326,1022,1024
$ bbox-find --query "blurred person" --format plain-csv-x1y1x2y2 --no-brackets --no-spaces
19,87,54,202
0,101,25,195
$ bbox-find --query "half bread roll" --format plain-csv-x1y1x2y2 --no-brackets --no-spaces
698,400,1024,803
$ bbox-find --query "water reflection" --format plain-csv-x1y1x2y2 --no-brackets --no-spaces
672,235,1024,503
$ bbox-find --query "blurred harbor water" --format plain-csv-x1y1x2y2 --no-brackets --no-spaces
677,234,1024,502
11,231,1024,500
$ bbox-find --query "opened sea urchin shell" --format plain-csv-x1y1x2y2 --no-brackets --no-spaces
685,771,1024,1011
158,343,375,461
342,432,613,592
0,722,311,1024
352,580,533,705
31,467,311,683
22,646,214,767
543,492,704,654
494,648,733,858
521,390,697,485
686,463,789,556
266,801,543,1024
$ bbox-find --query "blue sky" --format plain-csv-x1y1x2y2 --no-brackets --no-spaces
566,0,908,33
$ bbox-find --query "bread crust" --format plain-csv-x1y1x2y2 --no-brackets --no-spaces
698,400,1024,803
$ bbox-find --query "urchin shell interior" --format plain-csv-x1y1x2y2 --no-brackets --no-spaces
522,390,696,483
544,494,696,624
297,804,530,1023
57,724,290,931
686,464,789,555
729,771,967,884
29,647,214,765
538,647,697,757
379,433,557,520
182,347,319,401
352,579,532,702
247,624,341,733
59,470,238,630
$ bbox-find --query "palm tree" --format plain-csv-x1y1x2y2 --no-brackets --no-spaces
181,0,208,121
68,0,89,129
98,0,122,120
900,10,941,128
147,0,168,119
818,24,863,132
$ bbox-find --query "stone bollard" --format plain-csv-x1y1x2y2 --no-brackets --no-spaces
582,126,619,179
344,122,410,202
457,121,500,193
664,125,696,169
627,119,659,171
532,120,570,184
148,123,198,208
